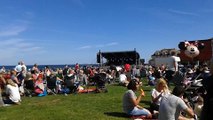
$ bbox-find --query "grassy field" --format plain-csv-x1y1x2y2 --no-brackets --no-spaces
0,79,154,120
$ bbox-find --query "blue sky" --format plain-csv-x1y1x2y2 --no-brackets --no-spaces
0,0,213,65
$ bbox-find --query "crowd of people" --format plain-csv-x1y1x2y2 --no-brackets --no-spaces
0,61,117,106
0,60,213,120
121,62,212,120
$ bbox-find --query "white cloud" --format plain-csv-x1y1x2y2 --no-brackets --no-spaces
106,42,118,46
79,42,119,50
0,26,27,36
21,46,42,52
96,42,119,48
0,39,24,46
15,42,33,48
0,39,44,61
0,14,31,37
168,9,199,16
78,45,92,49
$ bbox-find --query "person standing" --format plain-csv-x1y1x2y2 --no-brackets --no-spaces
75,63,79,73
200,62,213,120
14,62,22,73
165,52,180,86
32,63,39,73
0,66,6,73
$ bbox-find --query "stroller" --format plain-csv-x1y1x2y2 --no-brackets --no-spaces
46,74,57,95
184,73,205,108
93,73,108,93
171,70,205,110
64,74,78,94
24,80,35,97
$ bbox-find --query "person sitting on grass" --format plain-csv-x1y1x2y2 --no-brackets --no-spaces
158,85,195,120
0,75,6,106
150,78,170,114
119,69,129,87
4,79,21,105
34,75,46,96
122,79,152,118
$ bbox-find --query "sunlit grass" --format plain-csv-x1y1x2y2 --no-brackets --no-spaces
0,79,154,120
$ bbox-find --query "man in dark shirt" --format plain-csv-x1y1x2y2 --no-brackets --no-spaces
200,66,213,120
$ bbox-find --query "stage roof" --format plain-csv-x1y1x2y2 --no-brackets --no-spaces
100,51,140,59
97,50,140,65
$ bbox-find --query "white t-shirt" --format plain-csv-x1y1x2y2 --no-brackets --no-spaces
14,65,22,72
119,74,127,83
158,94,188,120
123,90,136,113
151,88,170,105
167,56,180,71
151,89,162,105
6,84,21,103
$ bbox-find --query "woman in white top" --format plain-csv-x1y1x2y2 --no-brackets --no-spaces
150,78,170,113
119,69,129,86
4,79,21,105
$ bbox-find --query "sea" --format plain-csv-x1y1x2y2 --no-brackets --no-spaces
0,64,99,71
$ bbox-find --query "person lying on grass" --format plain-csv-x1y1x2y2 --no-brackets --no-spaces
122,78,152,118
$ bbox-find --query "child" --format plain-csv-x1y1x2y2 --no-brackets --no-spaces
55,77,63,93
34,76,46,96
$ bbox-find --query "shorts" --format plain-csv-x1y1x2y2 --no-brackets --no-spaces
128,107,150,116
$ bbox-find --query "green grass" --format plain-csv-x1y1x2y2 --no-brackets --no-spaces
0,79,154,120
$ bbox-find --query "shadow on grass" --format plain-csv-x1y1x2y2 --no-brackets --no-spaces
104,112,129,118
